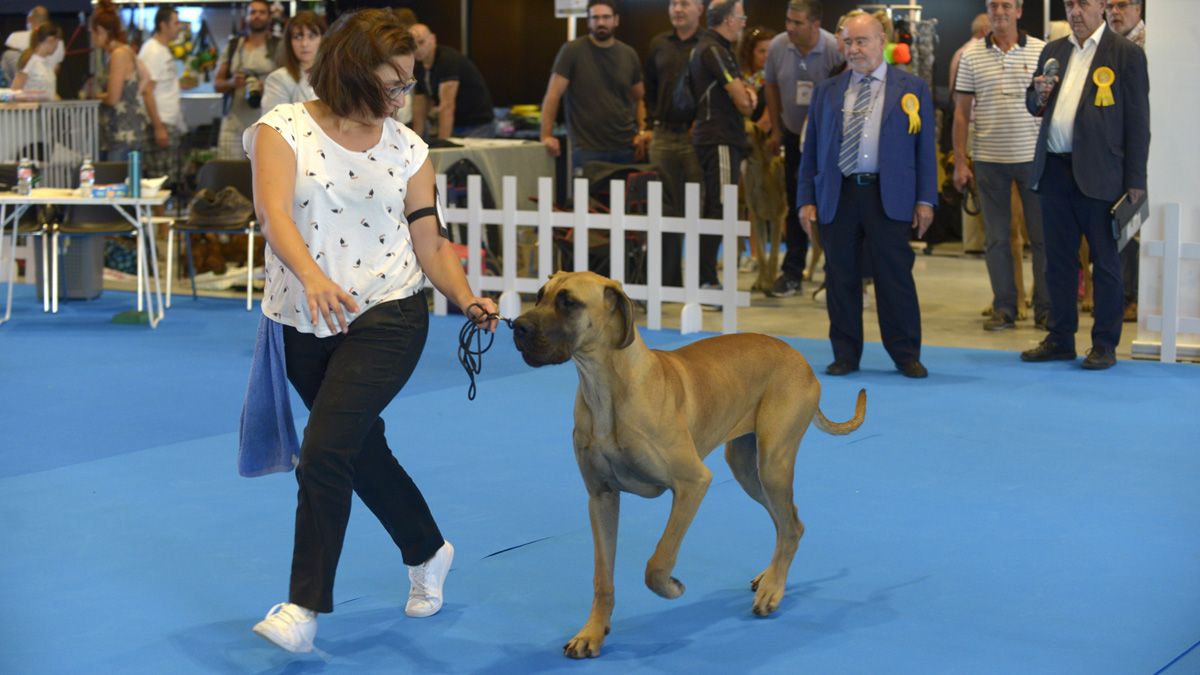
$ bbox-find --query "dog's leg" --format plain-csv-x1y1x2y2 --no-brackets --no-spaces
748,422,808,617
725,434,766,506
564,488,620,659
645,458,712,600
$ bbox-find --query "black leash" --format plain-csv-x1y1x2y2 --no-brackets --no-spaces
457,303,513,401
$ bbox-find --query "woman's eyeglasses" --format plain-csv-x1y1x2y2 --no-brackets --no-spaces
387,78,417,98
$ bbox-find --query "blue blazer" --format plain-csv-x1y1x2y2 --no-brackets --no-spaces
798,65,937,224
1025,28,1150,203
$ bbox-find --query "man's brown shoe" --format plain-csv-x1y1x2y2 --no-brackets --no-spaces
1021,339,1076,362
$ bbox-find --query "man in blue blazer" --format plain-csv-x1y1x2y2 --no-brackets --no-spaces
798,13,936,378
1021,0,1149,370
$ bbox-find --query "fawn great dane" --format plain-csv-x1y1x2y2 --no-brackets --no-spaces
512,271,866,658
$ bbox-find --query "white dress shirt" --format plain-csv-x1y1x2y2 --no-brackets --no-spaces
1047,22,1105,154
841,62,888,174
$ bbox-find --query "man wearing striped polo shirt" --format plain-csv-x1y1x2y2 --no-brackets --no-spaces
953,0,1048,332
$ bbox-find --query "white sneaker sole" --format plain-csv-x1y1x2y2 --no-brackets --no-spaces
252,622,314,653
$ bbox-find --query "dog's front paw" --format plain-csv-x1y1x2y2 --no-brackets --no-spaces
563,625,608,659
646,569,685,599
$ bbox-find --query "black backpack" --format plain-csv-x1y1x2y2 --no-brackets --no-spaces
670,48,697,122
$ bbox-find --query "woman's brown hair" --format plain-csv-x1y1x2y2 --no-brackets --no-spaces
309,9,415,120
283,11,328,82
91,0,127,44
19,21,62,70
737,26,776,75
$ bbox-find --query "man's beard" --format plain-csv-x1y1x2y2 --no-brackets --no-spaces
249,19,269,33
591,27,612,41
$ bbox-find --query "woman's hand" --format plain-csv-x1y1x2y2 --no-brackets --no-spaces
301,271,359,334
459,295,499,332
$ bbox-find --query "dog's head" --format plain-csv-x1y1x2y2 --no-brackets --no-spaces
512,271,636,367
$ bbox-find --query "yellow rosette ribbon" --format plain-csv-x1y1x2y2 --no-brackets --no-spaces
1093,67,1115,107
901,93,921,134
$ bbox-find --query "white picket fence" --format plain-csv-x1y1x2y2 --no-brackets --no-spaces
1132,202,1200,362
431,174,750,334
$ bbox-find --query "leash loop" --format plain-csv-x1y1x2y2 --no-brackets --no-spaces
457,303,513,401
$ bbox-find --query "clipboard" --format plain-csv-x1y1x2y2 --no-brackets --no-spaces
1110,191,1148,252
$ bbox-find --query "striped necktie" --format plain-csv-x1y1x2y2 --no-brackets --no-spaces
839,75,875,176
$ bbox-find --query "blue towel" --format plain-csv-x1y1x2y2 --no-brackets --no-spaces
237,315,301,477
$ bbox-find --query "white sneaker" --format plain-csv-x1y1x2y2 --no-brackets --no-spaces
253,602,316,653
406,541,454,618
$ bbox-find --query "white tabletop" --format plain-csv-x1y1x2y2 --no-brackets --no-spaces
0,188,171,207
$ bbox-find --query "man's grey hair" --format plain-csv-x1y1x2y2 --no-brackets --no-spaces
988,0,1024,8
707,0,737,28
787,1,824,22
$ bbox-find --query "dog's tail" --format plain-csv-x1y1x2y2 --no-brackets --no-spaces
812,388,866,435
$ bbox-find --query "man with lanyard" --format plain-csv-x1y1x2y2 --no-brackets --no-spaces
690,0,757,292
763,0,843,298
641,0,704,288
953,0,1049,332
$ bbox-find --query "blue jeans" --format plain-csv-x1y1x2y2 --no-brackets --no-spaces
453,121,495,138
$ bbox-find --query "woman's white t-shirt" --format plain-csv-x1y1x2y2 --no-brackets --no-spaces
18,54,56,95
261,67,316,113
243,102,430,337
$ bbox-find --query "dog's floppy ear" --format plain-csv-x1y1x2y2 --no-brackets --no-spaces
605,283,636,349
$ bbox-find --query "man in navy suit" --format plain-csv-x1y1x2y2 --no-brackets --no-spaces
797,13,936,378
1021,0,1149,370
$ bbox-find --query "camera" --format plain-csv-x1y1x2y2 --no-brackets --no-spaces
244,74,264,109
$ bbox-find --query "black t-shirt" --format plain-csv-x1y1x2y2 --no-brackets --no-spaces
689,30,746,148
644,30,699,129
414,45,494,127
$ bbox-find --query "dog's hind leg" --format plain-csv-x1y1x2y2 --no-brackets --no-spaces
645,453,712,600
725,434,766,506
748,421,808,616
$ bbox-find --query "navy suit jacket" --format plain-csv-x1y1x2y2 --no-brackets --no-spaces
1026,28,1150,202
798,65,937,224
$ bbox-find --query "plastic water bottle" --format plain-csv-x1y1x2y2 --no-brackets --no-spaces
17,157,33,195
79,157,95,197
129,150,141,198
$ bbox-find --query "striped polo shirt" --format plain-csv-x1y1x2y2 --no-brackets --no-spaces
955,31,1046,163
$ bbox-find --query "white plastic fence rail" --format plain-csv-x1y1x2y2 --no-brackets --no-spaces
431,174,750,334
1139,203,1200,363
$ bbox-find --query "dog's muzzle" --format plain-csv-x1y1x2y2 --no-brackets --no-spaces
512,314,571,367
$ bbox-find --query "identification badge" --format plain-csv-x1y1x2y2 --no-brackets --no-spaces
795,81,814,106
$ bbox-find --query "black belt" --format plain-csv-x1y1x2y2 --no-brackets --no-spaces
844,173,879,185
1049,152,1072,161
655,122,690,133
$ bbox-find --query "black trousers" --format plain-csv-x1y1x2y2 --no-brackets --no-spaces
283,294,444,613
818,176,922,366
694,143,743,286
780,128,810,279
1037,153,1124,351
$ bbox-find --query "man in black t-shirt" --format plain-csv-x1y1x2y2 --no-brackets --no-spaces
642,0,704,287
410,23,495,139
690,0,756,288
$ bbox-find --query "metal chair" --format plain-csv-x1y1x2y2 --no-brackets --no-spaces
165,159,257,311
49,161,141,314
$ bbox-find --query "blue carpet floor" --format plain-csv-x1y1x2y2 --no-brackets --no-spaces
1,287,1198,674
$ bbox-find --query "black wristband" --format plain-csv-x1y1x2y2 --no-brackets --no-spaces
406,206,438,223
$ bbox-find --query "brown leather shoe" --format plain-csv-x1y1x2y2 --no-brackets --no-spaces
897,360,928,378
1081,346,1117,370
1021,339,1076,362
1123,303,1138,322
825,360,859,376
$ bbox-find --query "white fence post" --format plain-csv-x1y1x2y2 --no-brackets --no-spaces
432,173,449,316
680,182,702,334
646,181,663,330
499,176,521,319
433,173,749,336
